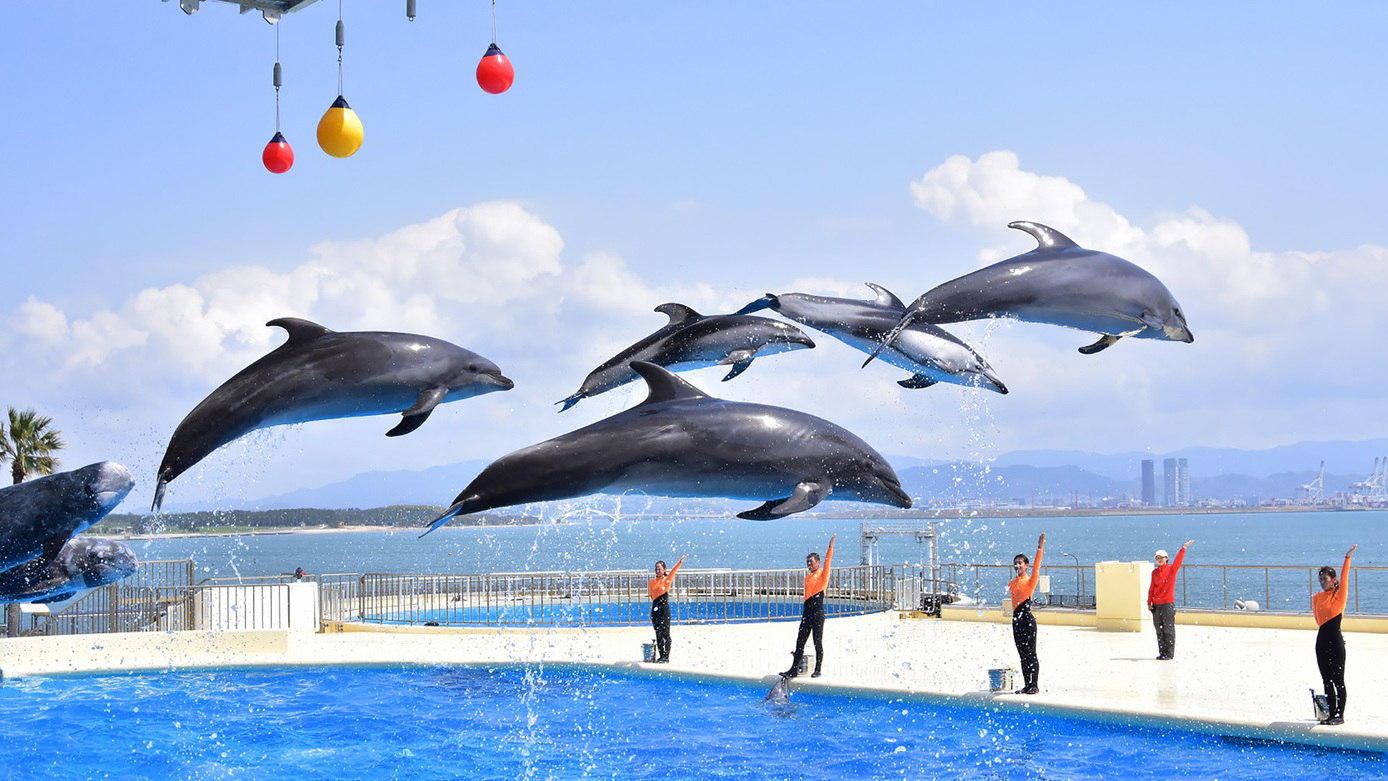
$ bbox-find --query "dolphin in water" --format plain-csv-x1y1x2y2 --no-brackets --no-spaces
764,673,792,704
557,303,815,411
737,283,1007,394
153,318,514,511
0,537,138,604
427,361,911,533
0,461,134,572
864,221,1194,365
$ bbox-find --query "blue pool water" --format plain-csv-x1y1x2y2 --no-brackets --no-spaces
372,599,870,626
1,666,1381,780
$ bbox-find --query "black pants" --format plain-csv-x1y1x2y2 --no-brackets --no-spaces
651,594,671,661
1316,615,1347,719
790,593,825,675
1152,602,1176,658
1012,600,1038,689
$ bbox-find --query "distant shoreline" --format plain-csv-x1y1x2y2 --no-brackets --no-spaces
99,503,1371,541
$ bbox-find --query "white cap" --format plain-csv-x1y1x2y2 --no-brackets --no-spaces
1155,549,1169,559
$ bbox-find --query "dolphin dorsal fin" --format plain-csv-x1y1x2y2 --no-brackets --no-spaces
1008,221,1079,251
631,361,709,405
267,317,334,344
864,282,905,309
654,303,703,325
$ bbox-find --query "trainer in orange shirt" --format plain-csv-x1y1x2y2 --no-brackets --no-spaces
1008,533,1045,694
1312,544,1356,725
783,534,834,678
648,554,686,663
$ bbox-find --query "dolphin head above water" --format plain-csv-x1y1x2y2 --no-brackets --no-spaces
65,537,139,590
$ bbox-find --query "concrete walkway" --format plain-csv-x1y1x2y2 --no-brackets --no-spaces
2,612,1384,752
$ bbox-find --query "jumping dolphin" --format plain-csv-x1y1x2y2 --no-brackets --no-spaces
737,283,1007,394
153,318,514,511
557,303,815,411
864,221,1194,365
0,461,134,572
0,537,138,604
427,361,911,533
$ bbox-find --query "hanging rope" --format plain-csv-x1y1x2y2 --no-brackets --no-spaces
491,0,498,45
273,22,282,133
336,0,345,96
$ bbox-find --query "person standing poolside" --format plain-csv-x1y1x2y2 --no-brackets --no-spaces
1313,544,1356,725
648,554,686,663
1148,540,1194,660
783,534,835,679
1008,533,1045,695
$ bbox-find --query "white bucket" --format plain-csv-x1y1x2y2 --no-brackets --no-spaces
988,668,1017,692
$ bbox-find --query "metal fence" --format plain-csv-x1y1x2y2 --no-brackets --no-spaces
16,560,303,637
938,562,1387,615
319,565,895,627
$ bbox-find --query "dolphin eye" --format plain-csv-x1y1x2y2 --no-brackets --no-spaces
1173,308,1183,318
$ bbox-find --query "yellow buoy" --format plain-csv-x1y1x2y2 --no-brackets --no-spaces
317,95,363,158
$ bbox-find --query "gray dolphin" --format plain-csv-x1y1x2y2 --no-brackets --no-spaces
764,673,792,704
557,303,815,411
153,317,514,510
737,283,1007,394
0,461,134,572
864,221,1194,364
0,537,138,604
427,361,910,533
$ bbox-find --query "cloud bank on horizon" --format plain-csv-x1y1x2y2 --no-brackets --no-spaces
4,151,1383,506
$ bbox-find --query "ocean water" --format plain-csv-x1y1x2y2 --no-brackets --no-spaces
1,665,1380,781
122,510,1387,613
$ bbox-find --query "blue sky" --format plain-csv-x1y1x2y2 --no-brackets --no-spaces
2,2,1386,509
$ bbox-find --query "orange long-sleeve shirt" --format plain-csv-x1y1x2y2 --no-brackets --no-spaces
803,539,835,601
648,558,685,601
1008,541,1044,610
1312,552,1353,626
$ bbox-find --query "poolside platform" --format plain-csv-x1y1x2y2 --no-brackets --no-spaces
2,610,1384,753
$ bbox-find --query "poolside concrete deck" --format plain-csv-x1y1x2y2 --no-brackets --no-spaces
2,612,1385,753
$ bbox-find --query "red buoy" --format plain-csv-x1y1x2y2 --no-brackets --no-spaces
476,43,514,94
262,131,294,174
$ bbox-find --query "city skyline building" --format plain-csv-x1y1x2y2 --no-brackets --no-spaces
1141,460,1156,506
1163,458,1191,507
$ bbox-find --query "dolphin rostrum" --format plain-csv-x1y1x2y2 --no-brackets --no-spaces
864,221,1194,365
153,318,514,511
737,283,1007,394
0,461,134,573
557,303,815,411
0,536,138,604
428,361,911,533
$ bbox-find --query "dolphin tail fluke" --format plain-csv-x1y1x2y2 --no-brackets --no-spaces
420,502,466,537
863,312,916,367
151,478,168,513
733,295,776,316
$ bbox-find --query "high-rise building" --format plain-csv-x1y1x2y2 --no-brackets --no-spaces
1141,460,1155,506
1163,458,1190,507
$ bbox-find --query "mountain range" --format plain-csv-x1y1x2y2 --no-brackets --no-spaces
157,439,1388,513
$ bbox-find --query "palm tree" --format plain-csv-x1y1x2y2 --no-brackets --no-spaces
0,407,65,484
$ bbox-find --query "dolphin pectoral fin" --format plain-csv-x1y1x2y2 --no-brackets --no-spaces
897,374,939,390
737,482,829,520
387,387,448,437
1078,334,1122,355
556,393,583,412
718,350,757,381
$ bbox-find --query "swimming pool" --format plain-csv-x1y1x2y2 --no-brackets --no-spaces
1,665,1381,780
369,598,870,626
